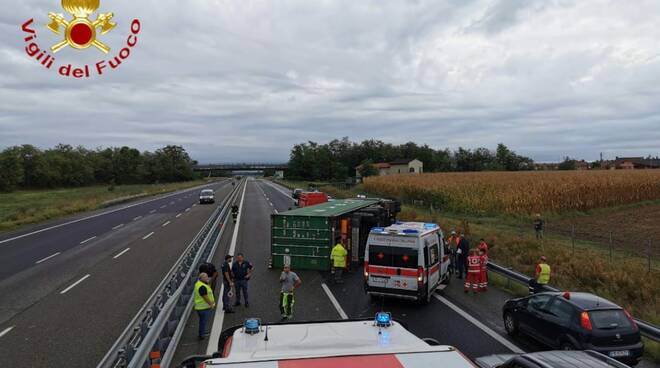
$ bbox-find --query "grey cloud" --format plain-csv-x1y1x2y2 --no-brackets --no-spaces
1,0,659,163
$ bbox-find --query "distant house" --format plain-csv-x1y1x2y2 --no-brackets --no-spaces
614,157,660,169
575,160,590,170
355,158,423,182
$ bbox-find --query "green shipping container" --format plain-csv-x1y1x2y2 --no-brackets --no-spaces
271,199,378,271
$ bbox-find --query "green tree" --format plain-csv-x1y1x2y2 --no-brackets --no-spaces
558,157,577,170
0,147,24,192
358,160,379,178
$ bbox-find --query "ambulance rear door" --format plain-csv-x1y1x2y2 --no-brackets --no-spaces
367,234,419,292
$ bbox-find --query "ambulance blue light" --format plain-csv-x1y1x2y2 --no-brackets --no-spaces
375,312,392,327
424,223,437,229
402,229,418,234
371,227,385,233
244,318,261,335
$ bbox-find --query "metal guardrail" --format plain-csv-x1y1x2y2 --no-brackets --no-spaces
97,180,243,368
487,262,660,342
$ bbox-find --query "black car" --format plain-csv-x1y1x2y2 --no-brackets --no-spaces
476,350,632,368
291,188,303,200
502,292,643,366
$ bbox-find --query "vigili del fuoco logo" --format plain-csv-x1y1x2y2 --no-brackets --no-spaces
21,0,141,78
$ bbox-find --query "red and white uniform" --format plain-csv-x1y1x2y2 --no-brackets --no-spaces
464,254,481,292
479,253,488,291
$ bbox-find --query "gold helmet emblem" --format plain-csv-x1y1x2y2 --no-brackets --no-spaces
47,0,116,53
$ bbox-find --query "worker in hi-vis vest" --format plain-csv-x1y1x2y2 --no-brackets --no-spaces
330,242,348,284
530,256,551,295
194,272,216,340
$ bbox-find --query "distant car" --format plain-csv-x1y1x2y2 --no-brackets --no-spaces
475,350,632,368
199,189,215,204
502,292,643,366
291,188,303,199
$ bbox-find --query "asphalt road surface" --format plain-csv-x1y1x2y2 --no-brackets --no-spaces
0,180,231,367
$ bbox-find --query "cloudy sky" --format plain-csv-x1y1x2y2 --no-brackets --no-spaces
1,0,659,163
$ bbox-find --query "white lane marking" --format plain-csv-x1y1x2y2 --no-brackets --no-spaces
207,180,247,355
113,248,130,259
112,224,124,230
0,326,14,338
35,252,61,264
142,232,154,240
60,274,91,294
79,236,96,245
133,216,142,221
169,201,175,205
433,294,524,353
185,208,190,212
321,283,349,320
268,201,273,207
192,203,197,207
262,180,295,201
160,205,166,209
274,209,279,214
149,209,156,214
162,221,171,227
0,183,215,246
175,213,182,218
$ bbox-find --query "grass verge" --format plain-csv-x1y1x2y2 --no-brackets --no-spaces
0,180,208,233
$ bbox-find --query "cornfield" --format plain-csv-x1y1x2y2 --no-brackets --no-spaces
363,170,660,215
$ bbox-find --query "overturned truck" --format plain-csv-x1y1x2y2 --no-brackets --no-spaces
270,198,400,271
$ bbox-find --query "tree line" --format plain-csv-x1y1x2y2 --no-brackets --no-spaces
287,137,534,181
0,144,198,192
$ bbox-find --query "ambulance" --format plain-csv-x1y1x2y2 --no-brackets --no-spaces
180,313,477,367
364,222,451,304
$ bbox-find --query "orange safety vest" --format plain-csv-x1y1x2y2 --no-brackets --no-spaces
467,255,481,273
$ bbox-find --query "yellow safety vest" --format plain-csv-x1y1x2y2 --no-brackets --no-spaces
537,263,551,284
331,244,347,268
193,280,214,310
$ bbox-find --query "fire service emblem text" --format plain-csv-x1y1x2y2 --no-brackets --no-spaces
21,0,141,78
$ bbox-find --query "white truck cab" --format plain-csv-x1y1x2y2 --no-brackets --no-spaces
364,222,451,304
181,315,476,368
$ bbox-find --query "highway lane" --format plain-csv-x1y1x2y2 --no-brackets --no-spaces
0,180,226,280
0,182,233,368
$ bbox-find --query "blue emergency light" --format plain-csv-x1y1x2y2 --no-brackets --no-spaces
402,229,418,234
371,227,385,233
375,312,392,328
244,318,261,335
424,223,437,229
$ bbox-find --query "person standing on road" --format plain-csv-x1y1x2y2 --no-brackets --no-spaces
221,254,235,313
447,230,460,274
193,272,215,340
533,214,545,240
478,248,488,292
464,249,481,294
279,264,302,320
529,256,551,294
456,233,470,279
231,204,239,223
231,253,253,307
330,242,348,283
477,238,489,255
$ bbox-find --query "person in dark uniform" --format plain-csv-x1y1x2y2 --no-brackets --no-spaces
231,253,253,307
457,233,470,279
534,214,545,239
221,254,234,313
231,204,239,223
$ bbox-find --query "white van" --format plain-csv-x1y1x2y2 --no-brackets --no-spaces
364,222,451,304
